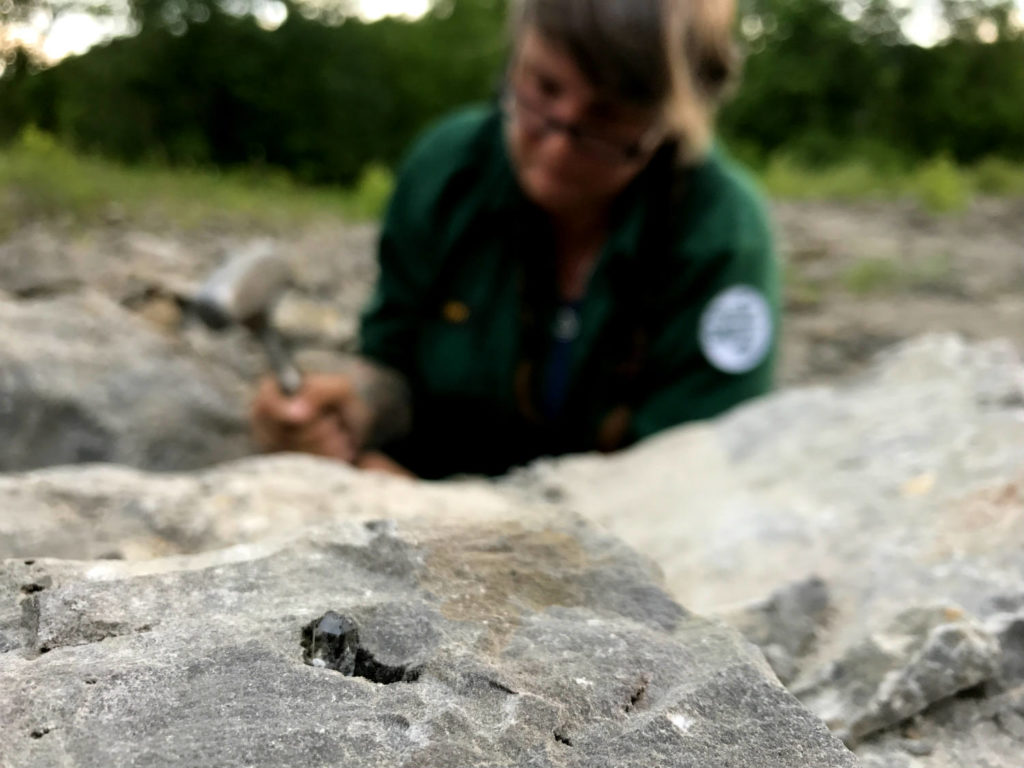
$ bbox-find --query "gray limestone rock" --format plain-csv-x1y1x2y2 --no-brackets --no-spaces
716,576,830,685
2,332,1021,766
795,605,1002,745
501,334,1024,765
0,292,252,471
0,456,528,561
987,610,1024,685
854,683,1024,767
0,508,856,768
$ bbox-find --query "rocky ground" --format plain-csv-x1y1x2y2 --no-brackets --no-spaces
0,198,1022,766
501,334,1024,766
773,198,1024,385
1,196,1021,390
1,336,1022,767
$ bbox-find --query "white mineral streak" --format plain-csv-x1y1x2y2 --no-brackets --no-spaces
668,713,695,735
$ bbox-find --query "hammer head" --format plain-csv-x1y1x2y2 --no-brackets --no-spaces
194,241,291,331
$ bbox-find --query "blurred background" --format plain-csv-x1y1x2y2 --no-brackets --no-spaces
0,0,1021,472
2,0,1023,191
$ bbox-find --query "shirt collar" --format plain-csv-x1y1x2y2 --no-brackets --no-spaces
476,104,690,266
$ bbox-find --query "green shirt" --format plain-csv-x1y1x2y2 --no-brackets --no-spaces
360,105,779,478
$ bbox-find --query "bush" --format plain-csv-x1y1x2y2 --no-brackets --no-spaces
0,127,382,229
342,164,395,221
910,155,971,214
756,149,1024,213
970,156,1024,197
759,153,895,200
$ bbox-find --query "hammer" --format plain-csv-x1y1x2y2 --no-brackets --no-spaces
193,241,303,396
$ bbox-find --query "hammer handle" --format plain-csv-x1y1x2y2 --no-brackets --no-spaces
259,326,303,396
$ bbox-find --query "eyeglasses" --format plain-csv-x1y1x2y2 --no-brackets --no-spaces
502,84,662,166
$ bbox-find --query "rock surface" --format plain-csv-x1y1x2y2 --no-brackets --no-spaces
3,200,1021,472
502,334,1024,765
0,291,253,471
1,310,1022,765
794,604,1002,746
0,501,855,768
716,576,830,686
0,456,525,561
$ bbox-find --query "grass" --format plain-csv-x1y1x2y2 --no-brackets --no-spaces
839,251,958,296
0,128,395,233
757,152,1024,213
2,129,1023,233
841,257,903,295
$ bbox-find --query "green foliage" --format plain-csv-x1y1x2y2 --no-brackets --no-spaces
0,126,111,220
3,124,1019,244
971,156,1024,195
910,155,971,213
1,0,1023,194
345,163,395,221
759,154,896,200
0,0,508,183
755,150,1024,208
839,251,957,296
841,257,902,295
720,0,1024,166
0,126,386,230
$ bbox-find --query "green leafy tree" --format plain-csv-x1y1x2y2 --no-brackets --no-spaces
1,0,509,181
2,0,1022,181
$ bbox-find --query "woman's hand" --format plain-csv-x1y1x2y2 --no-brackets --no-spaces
355,449,416,478
250,373,374,463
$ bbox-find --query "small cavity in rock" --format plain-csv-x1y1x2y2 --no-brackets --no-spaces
300,611,421,685
624,679,648,713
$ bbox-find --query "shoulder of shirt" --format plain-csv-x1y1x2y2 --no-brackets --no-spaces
387,104,504,222
400,104,497,171
669,144,774,258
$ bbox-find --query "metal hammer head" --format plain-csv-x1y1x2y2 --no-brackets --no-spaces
194,241,302,395
194,240,291,330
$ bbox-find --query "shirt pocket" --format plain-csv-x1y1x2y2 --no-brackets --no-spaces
414,297,509,401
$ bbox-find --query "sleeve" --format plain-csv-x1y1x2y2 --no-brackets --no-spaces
357,166,435,376
358,106,493,376
357,110,482,375
628,170,780,441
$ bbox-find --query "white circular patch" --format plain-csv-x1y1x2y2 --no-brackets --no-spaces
698,285,773,374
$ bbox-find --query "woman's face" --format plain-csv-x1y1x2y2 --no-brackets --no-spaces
505,28,662,220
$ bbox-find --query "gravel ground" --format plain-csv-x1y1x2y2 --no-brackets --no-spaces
1,196,1021,387
774,197,1024,385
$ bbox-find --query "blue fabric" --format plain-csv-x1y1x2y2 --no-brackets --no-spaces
542,301,583,420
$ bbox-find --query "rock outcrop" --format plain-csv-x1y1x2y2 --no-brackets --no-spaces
1,276,1022,767
0,500,855,767
503,334,1024,765
0,291,252,471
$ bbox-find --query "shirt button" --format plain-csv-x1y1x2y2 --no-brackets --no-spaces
442,300,471,324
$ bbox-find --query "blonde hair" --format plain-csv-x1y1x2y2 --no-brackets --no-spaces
509,0,739,162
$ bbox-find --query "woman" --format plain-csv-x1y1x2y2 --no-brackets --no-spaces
252,0,779,479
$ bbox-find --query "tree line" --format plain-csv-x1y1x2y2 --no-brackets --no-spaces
1,0,1022,185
